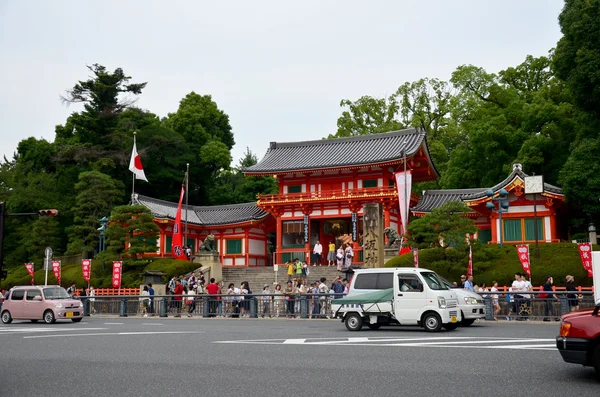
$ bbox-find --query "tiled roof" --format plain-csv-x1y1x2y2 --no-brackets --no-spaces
244,128,438,175
462,165,563,200
411,188,483,213
134,195,268,226
412,164,564,213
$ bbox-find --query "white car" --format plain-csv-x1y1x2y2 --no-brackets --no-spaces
439,277,486,326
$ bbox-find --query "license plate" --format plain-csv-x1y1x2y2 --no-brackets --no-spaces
451,316,457,323
66,312,73,318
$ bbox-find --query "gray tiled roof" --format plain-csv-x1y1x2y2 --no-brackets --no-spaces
134,195,268,226
412,164,563,213
411,188,483,213
244,128,438,175
462,165,563,200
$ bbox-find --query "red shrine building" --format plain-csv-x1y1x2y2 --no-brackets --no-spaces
137,128,566,266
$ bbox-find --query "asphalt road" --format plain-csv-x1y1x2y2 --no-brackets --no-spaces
0,318,598,397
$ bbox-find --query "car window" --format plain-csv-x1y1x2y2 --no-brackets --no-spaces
354,274,377,290
43,287,70,300
377,273,393,289
420,271,447,290
26,290,42,300
11,290,25,301
398,274,424,292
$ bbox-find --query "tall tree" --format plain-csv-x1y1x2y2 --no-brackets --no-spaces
331,95,404,138
98,205,159,269
67,171,125,257
165,92,235,204
553,0,600,118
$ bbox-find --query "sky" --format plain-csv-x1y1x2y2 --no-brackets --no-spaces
0,0,565,167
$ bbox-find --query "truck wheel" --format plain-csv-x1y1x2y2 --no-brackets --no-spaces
443,323,458,331
422,313,442,332
461,318,475,326
345,314,363,331
367,324,381,330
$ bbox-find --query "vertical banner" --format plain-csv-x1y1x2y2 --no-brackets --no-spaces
577,243,593,277
303,214,309,243
82,259,91,283
394,170,412,236
112,261,123,289
351,212,357,242
516,245,531,278
413,248,419,268
52,261,61,285
171,185,187,260
467,246,473,277
24,263,34,285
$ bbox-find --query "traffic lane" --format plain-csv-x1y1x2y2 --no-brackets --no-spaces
1,335,598,397
1,321,598,397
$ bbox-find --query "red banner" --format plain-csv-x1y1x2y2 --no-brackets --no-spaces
24,263,34,285
171,184,188,260
112,261,122,289
413,248,419,268
577,243,593,277
82,259,91,282
467,246,473,277
52,261,61,285
516,245,531,278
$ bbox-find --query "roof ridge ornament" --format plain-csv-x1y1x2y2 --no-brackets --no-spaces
512,163,523,171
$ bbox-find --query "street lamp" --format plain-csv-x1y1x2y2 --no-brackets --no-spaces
485,188,510,248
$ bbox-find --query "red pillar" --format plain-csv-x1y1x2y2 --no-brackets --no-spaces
275,210,282,264
244,227,250,266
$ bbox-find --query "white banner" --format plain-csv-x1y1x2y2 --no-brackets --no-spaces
592,252,600,305
394,170,412,236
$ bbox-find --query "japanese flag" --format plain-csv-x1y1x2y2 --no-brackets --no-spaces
129,141,148,182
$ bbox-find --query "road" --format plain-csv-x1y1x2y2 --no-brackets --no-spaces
0,318,597,397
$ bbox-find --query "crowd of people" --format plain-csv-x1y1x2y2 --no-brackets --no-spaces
145,272,351,318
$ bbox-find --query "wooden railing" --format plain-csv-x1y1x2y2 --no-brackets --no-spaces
258,187,418,204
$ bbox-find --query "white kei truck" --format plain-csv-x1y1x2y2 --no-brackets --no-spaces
332,268,461,332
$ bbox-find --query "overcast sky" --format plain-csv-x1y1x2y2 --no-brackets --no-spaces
0,0,565,167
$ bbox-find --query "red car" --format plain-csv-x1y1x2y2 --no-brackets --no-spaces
556,304,600,377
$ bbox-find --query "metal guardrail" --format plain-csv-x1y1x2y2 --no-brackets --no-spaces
79,293,347,319
77,291,597,321
479,291,596,321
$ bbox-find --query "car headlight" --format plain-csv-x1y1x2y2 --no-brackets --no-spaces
56,303,63,309
464,297,477,305
438,296,447,309
79,302,84,308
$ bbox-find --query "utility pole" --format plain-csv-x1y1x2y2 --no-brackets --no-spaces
0,202,6,280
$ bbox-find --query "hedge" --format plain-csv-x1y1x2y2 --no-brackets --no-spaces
384,243,595,288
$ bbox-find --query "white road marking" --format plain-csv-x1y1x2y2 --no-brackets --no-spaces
103,322,124,325
214,336,558,351
141,323,163,326
23,331,202,339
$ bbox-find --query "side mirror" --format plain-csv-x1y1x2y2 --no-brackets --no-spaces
33,295,42,301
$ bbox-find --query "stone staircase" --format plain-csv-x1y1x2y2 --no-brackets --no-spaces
222,266,346,291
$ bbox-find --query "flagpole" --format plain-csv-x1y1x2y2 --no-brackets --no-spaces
131,131,136,202
184,163,189,246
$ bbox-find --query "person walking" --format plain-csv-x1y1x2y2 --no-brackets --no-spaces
173,280,184,317
343,244,353,269
566,275,579,311
542,276,558,321
490,281,500,321
336,245,344,271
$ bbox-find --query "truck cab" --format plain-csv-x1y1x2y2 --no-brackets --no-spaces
556,303,600,378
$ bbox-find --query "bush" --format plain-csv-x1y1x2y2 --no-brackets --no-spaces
385,243,595,288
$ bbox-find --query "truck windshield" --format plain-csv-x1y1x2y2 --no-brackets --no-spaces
419,272,448,291
43,287,70,300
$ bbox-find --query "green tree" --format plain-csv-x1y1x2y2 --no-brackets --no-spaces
67,171,125,256
331,95,404,138
553,0,600,117
20,217,62,265
165,92,235,204
406,201,477,249
98,205,159,269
